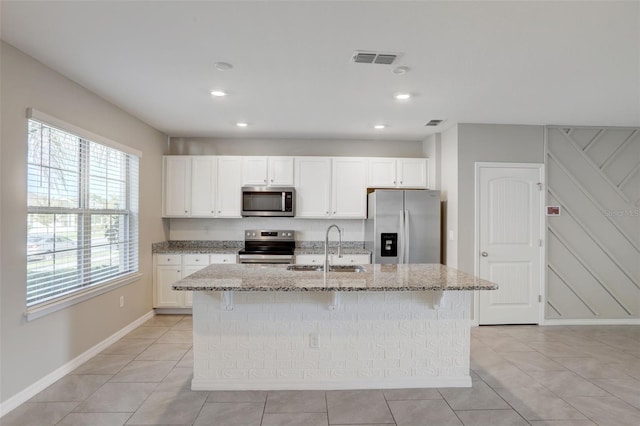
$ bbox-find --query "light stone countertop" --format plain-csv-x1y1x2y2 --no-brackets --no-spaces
152,241,370,256
172,263,498,292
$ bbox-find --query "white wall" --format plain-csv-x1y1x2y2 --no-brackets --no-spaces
169,137,426,158
0,42,167,406
169,218,364,242
422,134,441,190
440,126,459,267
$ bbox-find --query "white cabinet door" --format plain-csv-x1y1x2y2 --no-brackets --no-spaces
295,254,324,265
155,265,184,308
269,157,294,186
332,158,367,218
295,157,331,218
216,156,242,218
210,254,237,264
242,157,269,185
368,158,397,188
163,156,191,217
331,254,371,265
191,156,217,217
398,158,428,188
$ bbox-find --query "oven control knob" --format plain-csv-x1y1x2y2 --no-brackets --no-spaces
252,232,256,237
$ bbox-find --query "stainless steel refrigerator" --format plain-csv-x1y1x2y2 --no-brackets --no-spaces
365,190,441,264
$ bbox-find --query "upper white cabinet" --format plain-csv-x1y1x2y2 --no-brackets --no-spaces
190,156,217,217
165,155,431,219
216,156,242,218
295,157,367,219
368,158,429,188
331,158,367,218
163,156,241,218
242,156,294,186
295,157,332,218
163,156,191,217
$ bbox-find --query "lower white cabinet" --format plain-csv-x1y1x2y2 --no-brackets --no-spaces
154,253,237,309
294,253,371,265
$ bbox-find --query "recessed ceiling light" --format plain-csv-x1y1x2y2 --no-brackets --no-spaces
374,124,386,130
392,66,410,75
214,62,233,71
236,122,248,127
394,92,411,100
210,90,227,97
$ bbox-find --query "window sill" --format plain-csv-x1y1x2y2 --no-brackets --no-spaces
25,272,143,321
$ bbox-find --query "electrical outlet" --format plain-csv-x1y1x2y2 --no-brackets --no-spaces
309,332,319,348
119,296,124,308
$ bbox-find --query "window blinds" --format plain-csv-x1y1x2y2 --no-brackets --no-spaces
26,116,139,307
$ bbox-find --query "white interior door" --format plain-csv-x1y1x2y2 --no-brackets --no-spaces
477,164,543,325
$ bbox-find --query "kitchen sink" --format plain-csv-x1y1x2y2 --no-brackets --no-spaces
286,265,323,272
329,265,366,273
286,265,366,273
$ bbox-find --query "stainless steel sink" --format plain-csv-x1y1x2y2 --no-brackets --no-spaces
286,264,323,272
329,265,366,273
286,265,366,273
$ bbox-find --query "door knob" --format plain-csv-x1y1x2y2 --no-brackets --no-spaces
481,251,489,257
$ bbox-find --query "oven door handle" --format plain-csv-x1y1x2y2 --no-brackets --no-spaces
282,192,286,212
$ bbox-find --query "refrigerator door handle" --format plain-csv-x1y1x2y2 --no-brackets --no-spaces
399,210,405,264
404,209,410,264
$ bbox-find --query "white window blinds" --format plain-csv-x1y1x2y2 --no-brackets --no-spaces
26,114,139,307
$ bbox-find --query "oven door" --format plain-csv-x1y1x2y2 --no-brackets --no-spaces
238,254,294,264
241,187,295,217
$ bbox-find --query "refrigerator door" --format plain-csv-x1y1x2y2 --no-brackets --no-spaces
404,190,441,263
371,190,404,264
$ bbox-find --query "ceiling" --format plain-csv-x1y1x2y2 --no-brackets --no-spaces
1,1,639,141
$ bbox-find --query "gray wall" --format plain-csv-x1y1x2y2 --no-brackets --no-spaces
456,124,545,274
0,42,167,405
169,137,426,157
546,126,640,319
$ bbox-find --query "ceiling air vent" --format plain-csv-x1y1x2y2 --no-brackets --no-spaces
352,51,401,65
425,120,444,127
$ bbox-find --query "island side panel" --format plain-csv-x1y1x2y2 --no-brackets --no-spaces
192,291,472,390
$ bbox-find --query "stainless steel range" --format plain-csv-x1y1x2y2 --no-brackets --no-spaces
238,230,295,264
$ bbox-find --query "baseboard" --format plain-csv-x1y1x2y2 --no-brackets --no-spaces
0,310,155,418
191,376,472,391
542,318,640,326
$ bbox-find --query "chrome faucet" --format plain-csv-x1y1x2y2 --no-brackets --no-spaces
324,224,343,273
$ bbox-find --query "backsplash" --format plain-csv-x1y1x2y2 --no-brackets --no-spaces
167,218,365,241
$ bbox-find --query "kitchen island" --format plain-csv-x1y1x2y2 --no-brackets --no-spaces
173,263,497,391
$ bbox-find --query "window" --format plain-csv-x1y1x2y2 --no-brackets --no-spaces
26,110,139,309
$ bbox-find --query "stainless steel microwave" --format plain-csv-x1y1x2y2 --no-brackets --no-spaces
241,187,295,217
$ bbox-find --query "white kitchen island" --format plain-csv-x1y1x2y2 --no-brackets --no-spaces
172,263,497,391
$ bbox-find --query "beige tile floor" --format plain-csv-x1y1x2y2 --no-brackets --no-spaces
3,315,640,425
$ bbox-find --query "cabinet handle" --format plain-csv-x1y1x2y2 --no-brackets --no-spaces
184,210,188,213
223,259,227,262
264,179,267,183
400,181,403,184
393,181,396,184
333,211,336,214
270,179,274,183
326,211,329,215
177,269,181,273
195,259,199,262
218,210,221,213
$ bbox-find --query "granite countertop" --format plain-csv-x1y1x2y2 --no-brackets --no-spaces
172,263,498,292
152,241,371,256
152,241,243,254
